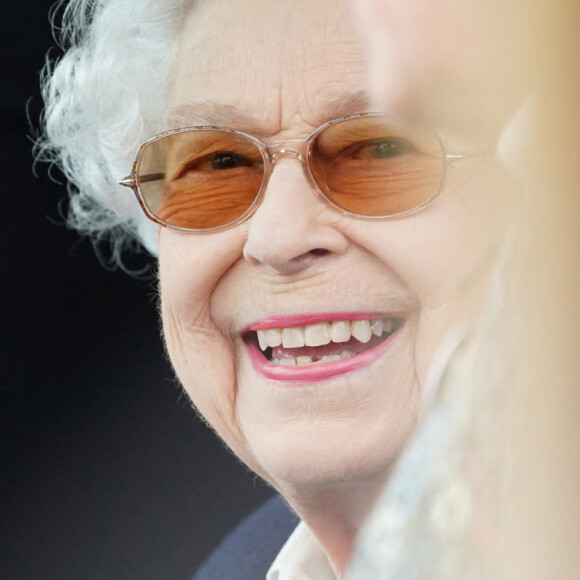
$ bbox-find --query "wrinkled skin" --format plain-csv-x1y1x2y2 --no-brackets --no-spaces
158,0,513,571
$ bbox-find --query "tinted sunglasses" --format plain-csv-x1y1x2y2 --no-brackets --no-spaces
120,113,469,232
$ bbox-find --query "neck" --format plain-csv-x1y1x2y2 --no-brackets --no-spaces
278,473,389,577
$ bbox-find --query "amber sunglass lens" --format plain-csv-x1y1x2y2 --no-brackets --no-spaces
137,130,265,230
310,117,444,217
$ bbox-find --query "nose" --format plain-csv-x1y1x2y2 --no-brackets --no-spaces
242,155,349,275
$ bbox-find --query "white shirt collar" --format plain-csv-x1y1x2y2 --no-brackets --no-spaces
266,521,337,580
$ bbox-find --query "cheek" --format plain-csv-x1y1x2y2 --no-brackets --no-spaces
342,162,515,372
363,162,513,306
157,228,263,470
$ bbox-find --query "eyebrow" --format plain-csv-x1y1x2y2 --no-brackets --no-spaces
319,89,372,122
164,89,373,134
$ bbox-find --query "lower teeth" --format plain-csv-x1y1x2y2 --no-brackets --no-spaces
263,318,403,368
271,350,356,366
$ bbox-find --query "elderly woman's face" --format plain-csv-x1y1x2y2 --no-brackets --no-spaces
158,0,509,491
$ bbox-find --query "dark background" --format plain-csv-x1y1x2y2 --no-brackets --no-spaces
1,2,273,579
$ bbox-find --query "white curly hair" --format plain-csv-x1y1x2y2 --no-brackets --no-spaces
36,0,194,262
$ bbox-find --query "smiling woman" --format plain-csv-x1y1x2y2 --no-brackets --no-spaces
38,0,519,577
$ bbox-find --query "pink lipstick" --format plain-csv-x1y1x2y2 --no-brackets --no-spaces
243,313,404,383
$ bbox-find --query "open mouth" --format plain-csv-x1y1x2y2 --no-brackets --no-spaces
243,316,404,368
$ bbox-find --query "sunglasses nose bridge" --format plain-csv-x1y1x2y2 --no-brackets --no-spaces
270,148,307,164
264,146,310,191
256,145,317,211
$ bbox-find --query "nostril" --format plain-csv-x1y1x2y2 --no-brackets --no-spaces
309,248,328,256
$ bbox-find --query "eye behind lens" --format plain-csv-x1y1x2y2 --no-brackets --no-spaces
309,116,444,218
210,151,251,170
365,137,417,159
137,129,265,230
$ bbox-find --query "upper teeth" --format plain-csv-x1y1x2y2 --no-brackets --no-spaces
256,317,395,351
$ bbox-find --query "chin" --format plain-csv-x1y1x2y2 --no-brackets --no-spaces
253,446,404,491
235,378,420,491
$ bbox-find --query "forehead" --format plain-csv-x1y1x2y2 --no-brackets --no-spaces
168,0,370,134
